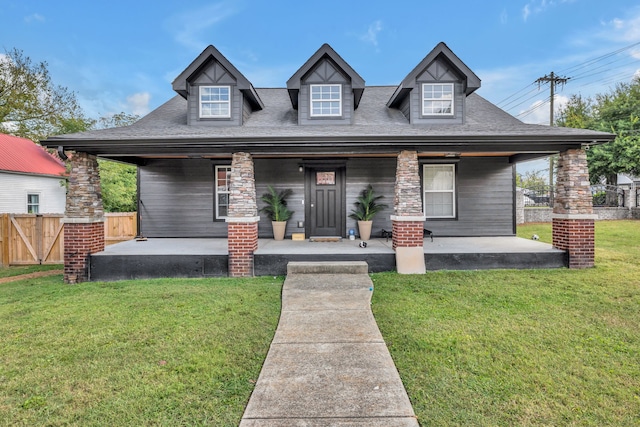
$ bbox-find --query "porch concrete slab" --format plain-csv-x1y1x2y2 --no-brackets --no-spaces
94,238,228,255
240,264,418,426
256,238,394,255
423,236,562,253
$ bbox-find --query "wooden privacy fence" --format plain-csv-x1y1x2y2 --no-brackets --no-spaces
0,212,137,266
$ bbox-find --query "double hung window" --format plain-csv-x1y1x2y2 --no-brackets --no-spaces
200,86,230,118
423,164,456,218
215,165,232,219
422,83,454,116
27,193,40,214
310,84,342,117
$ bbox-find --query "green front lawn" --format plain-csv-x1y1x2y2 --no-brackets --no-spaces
372,220,640,426
1,220,638,426
0,276,282,426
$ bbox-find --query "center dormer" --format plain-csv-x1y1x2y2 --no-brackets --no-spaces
286,44,365,125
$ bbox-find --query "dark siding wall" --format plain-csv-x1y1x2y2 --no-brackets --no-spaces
139,159,227,237
424,158,514,236
345,158,395,236
254,158,306,238
138,157,513,239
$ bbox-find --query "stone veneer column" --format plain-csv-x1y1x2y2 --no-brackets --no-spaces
64,152,105,284
391,151,426,273
226,153,259,277
552,148,597,268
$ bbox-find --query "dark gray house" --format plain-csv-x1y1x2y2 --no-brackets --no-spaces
44,42,614,282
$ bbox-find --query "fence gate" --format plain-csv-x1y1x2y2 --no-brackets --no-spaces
0,214,64,265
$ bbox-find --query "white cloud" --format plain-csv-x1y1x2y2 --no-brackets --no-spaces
359,20,383,47
24,13,45,24
598,7,640,42
500,9,508,24
126,92,151,116
522,0,576,22
168,2,239,51
517,95,569,125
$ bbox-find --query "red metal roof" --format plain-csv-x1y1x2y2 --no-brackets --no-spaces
0,133,66,176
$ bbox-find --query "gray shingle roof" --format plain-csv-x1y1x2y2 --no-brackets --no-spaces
43,86,614,156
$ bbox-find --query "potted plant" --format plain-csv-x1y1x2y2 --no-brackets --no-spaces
260,186,294,241
349,184,387,241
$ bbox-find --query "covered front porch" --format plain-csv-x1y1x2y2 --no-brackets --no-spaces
88,236,567,281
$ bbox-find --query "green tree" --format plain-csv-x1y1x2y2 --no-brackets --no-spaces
99,160,137,212
556,78,640,185
95,112,140,212
516,170,547,188
0,48,85,142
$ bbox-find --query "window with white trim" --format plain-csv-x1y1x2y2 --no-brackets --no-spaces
422,83,454,116
423,164,456,218
200,86,231,118
310,84,342,117
27,193,40,214
215,165,232,219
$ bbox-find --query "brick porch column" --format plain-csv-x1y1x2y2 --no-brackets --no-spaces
63,152,105,284
552,148,597,268
226,152,259,277
391,151,426,273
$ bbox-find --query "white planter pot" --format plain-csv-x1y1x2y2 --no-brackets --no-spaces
272,221,287,241
357,220,373,241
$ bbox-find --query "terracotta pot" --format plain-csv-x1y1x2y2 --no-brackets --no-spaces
272,221,287,241
357,220,373,241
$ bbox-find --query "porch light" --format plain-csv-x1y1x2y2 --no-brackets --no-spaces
299,165,304,172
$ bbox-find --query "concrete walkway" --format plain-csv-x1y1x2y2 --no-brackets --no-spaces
240,261,419,426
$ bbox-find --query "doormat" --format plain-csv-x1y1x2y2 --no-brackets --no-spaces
309,236,342,242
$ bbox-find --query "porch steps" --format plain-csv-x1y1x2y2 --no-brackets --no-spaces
287,261,368,275
308,236,342,242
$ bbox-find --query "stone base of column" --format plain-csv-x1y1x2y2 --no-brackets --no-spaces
63,220,105,284
227,219,259,277
552,216,596,269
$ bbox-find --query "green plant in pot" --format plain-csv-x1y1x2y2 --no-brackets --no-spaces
260,186,294,240
349,184,387,241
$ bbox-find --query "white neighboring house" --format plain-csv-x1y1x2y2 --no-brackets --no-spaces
0,133,67,214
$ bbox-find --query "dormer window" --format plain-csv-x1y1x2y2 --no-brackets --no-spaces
422,83,454,116
310,84,342,117
200,86,231,118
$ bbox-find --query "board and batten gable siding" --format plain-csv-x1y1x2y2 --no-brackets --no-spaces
298,57,353,125
186,59,242,126
0,172,66,214
345,158,395,236
138,159,227,237
424,157,514,236
399,56,466,125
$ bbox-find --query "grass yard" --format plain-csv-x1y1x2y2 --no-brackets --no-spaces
372,220,640,426
0,275,282,426
1,220,638,426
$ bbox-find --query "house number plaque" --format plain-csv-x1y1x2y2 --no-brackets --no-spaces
316,171,335,185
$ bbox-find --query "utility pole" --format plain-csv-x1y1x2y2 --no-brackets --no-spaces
536,71,569,187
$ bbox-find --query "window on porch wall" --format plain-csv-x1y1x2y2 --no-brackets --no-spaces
215,165,232,219
423,164,456,218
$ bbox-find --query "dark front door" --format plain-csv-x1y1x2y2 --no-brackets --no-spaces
306,167,345,237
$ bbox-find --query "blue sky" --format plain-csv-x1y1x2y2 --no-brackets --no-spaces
1,0,639,173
